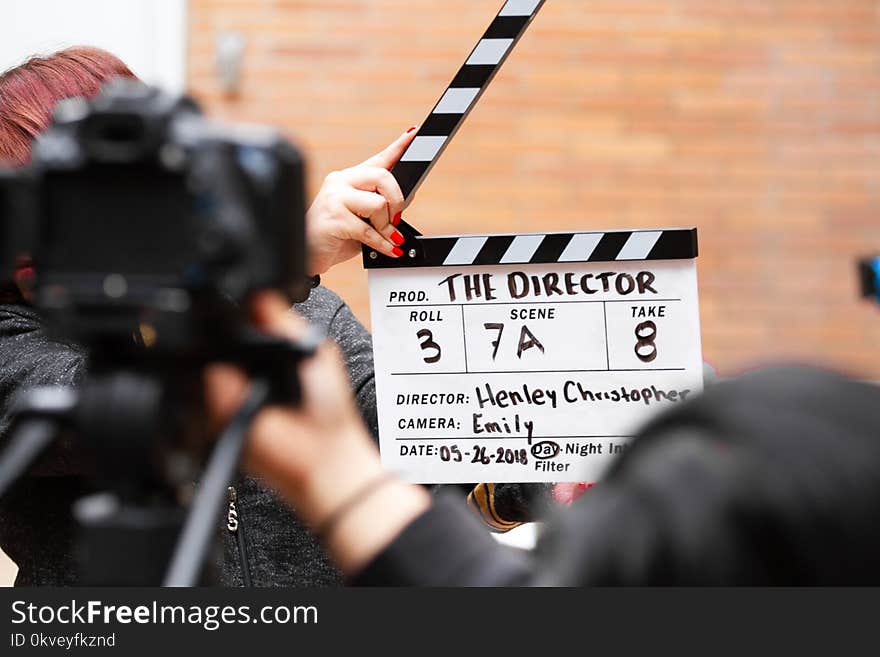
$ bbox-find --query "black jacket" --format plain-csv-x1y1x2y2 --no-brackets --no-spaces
0,286,378,586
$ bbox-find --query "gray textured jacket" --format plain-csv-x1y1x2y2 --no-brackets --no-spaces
0,287,377,586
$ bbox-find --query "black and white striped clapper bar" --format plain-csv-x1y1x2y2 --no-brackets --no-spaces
366,0,547,251
365,228,698,270
392,0,546,204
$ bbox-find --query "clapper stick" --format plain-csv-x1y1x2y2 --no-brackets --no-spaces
364,0,546,260
394,0,546,204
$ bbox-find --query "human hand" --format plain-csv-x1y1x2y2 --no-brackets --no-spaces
306,127,417,275
205,292,381,522
552,482,594,506
204,291,430,572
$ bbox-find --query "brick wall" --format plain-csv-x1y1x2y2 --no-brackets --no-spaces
187,0,880,377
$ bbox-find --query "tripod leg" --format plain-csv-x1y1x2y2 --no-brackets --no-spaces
0,387,79,498
163,379,271,587
0,418,60,499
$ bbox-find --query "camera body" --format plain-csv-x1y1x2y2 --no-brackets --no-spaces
2,80,307,354
0,167,36,284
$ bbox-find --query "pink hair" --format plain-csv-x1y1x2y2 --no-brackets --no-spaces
0,46,136,167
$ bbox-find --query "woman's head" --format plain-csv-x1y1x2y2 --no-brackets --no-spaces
0,46,136,167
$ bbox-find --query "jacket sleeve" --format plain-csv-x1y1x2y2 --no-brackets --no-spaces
0,304,88,475
353,493,534,587
296,288,379,443
325,301,378,442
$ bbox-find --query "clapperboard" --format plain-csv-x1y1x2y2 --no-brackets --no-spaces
364,0,704,483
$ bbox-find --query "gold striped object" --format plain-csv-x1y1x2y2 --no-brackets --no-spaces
467,483,523,533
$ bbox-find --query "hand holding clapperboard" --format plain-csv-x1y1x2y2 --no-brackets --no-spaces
363,0,703,483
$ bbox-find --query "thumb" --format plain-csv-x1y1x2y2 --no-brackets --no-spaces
360,126,418,171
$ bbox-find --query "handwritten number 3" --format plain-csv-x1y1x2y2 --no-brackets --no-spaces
417,329,442,363
634,321,658,363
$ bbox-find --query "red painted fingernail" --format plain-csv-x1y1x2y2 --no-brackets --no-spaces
392,246,404,257
392,212,402,226
390,230,405,246
406,126,417,133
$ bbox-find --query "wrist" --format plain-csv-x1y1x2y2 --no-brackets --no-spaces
299,433,386,526
325,478,431,574
250,414,384,528
294,430,431,574
244,411,369,515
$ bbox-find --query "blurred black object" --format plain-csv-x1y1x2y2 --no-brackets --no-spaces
859,257,880,305
0,169,32,282
3,79,308,351
0,81,315,585
357,367,880,586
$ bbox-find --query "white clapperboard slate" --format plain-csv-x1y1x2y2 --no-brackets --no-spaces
363,0,704,483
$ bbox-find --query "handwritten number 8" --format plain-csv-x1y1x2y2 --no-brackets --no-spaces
417,328,442,363
634,321,658,363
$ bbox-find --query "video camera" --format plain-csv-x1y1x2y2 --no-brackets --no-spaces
0,81,315,585
1,79,308,355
